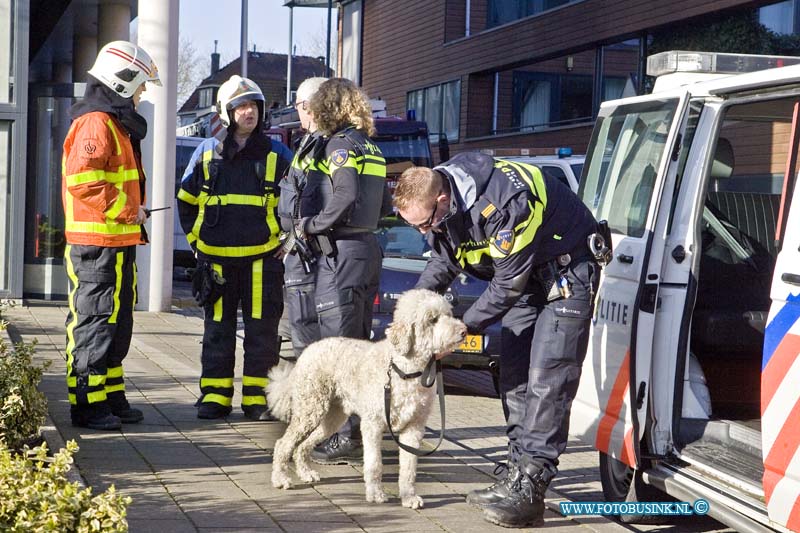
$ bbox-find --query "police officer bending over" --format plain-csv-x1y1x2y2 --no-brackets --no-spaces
394,153,600,528
293,78,387,464
177,75,292,421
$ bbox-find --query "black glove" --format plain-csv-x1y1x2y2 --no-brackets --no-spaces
191,262,226,307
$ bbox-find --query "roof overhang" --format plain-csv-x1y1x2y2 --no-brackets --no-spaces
283,0,344,7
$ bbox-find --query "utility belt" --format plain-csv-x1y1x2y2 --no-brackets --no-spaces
308,228,372,258
534,243,595,302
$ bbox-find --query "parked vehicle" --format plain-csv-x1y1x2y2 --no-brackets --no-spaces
371,217,503,378
499,150,585,191
174,135,202,270
569,50,800,532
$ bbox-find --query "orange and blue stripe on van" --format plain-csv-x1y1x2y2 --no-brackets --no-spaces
762,293,800,531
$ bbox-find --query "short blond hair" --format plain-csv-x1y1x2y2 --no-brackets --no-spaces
310,78,375,136
393,166,442,211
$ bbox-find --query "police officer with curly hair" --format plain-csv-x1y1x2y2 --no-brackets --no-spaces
293,78,387,464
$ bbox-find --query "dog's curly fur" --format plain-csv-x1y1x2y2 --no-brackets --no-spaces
267,289,467,509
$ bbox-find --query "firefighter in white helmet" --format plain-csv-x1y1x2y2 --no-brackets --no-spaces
177,75,293,421
62,40,160,430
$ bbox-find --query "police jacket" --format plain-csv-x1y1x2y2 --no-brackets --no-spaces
62,81,149,248
416,152,598,331
177,133,292,264
277,132,327,232
301,127,387,236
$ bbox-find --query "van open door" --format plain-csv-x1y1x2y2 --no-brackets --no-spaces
570,91,691,469
762,102,800,532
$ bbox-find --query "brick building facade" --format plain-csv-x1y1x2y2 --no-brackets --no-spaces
354,0,791,161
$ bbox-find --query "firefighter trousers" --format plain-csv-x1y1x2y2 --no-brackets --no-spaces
199,257,284,410
499,258,599,473
64,244,136,409
283,252,320,358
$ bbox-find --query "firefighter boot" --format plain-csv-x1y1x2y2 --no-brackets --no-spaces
311,433,364,465
481,462,552,528
197,402,232,419
242,405,279,421
70,403,122,431
106,391,144,424
466,462,519,508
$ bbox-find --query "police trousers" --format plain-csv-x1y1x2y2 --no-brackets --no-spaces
199,257,284,410
283,252,320,358
64,244,136,407
499,257,599,473
313,233,381,440
313,233,381,340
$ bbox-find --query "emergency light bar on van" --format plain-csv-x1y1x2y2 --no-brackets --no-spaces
647,50,800,77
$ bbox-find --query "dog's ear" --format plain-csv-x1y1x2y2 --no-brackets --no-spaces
387,321,414,357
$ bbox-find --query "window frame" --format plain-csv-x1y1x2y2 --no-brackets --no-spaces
406,79,461,143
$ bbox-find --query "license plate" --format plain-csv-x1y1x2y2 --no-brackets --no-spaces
458,334,483,353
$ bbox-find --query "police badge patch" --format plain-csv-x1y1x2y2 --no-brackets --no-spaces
493,229,515,255
330,149,349,167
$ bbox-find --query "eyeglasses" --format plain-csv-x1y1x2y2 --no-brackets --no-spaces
295,100,308,111
404,193,453,232
405,201,439,231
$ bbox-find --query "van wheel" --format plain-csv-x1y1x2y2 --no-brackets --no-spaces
598,452,669,524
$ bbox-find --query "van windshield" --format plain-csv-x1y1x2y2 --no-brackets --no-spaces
578,99,679,238
373,135,433,173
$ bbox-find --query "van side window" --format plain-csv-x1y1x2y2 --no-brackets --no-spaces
578,99,678,238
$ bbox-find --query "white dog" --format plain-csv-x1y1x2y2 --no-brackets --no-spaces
267,289,467,509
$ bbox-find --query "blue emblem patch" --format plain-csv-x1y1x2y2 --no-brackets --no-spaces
330,149,349,167
493,229,515,255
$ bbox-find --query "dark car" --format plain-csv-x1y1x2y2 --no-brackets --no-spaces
371,217,502,375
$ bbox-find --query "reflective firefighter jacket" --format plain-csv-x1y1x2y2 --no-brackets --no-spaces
177,134,292,264
61,111,146,247
302,127,387,236
416,152,598,331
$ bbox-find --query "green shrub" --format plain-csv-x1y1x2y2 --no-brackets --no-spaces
0,440,131,532
0,338,50,450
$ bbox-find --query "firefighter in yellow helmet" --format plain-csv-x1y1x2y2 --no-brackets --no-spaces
62,40,161,430
177,75,292,420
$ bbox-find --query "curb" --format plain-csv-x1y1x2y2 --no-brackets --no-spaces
2,323,86,488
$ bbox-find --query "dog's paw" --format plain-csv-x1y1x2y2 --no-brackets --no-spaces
271,471,293,490
402,495,424,509
298,468,321,483
366,485,389,504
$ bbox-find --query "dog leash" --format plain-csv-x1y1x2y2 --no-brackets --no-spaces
383,355,446,457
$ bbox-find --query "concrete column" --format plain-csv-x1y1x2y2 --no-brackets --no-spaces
72,11,97,82
137,0,179,312
97,0,130,48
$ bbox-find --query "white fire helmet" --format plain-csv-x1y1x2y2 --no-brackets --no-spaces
88,41,161,98
215,75,265,128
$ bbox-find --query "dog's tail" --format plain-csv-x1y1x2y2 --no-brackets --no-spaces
266,359,295,422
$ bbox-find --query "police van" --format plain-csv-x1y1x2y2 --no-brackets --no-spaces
570,51,800,532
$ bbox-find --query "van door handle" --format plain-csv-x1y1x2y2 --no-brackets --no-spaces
617,254,634,264
783,273,800,286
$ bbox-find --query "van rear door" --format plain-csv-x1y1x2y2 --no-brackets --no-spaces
762,105,800,531
570,91,691,467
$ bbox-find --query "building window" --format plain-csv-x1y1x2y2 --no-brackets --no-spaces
0,0,14,103
198,87,214,108
477,39,642,137
760,0,799,35
406,80,461,143
487,0,575,29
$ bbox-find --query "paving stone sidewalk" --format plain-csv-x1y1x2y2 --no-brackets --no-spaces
3,301,724,533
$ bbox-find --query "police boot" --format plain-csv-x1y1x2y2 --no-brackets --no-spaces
70,403,122,431
106,392,144,424
311,433,364,465
466,462,519,508
481,462,552,528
